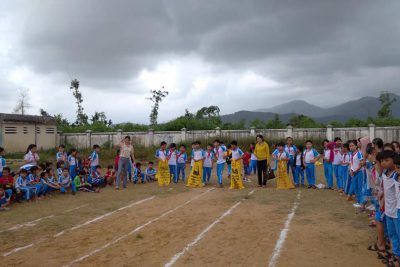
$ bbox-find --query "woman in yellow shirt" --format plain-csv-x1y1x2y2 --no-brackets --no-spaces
254,134,270,187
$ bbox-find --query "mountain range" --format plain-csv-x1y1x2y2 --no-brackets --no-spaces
221,94,400,125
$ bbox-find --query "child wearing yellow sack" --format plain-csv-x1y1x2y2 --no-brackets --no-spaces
230,141,245,190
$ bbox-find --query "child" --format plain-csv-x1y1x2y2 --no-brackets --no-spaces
57,161,66,179
190,142,195,170
0,167,14,201
333,137,343,190
176,145,188,182
0,188,10,210
284,137,297,178
294,145,305,187
46,168,61,191
28,166,45,198
15,169,35,201
155,141,170,186
303,140,320,189
105,165,116,186
167,143,178,183
187,141,205,188
90,165,106,187
242,150,251,182
56,145,68,164
68,148,78,181
89,144,101,173
203,144,214,185
0,147,7,176
322,139,334,190
145,162,157,182
213,139,226,188
74,170,98,193
250,143,257,175
230,141,244,190
341,143,352,196
58,168,77,195
24,144,40,166
380,150,400,263
274,142,295,190
348,140,364,206
226,144,232,178
134,162,145,184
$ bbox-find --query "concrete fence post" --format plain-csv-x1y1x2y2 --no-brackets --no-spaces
326,125,333,141
181,128,187,143
86,130,92,149
286,125,293,138
250,126,256,136
369,124,376,141
147,128,154,147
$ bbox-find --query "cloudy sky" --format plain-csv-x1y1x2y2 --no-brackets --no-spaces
1,0,399,124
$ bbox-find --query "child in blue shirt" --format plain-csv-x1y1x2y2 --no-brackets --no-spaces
0,147,7,177
15,169,35,201
176,145,187,182
58,168,77,195
134,162,145,184
56,145,68,165
28,166,45,198
145,162,157,182
68,148,78,181
167,143,178,183
302,140,320,189
89,145,101,173
90,165,106,187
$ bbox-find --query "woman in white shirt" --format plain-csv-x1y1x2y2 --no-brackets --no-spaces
24,144,40,166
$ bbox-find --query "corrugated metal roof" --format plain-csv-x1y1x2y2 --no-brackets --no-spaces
0,113,56,125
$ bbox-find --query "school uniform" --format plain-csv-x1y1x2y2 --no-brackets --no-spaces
214,146,226,185
332,147,343,189
348,150,364,204
323,149,334,188
27,174,44,197
294,154,305,186
24,151,40,166
383,171,400,257
145,167,156,182
56,151,68,164
284,144,297,178
133,167,145,183
167,150,178,183
90,170,105,187
250,152,257,175
303,148,319,186
176,152,187,182
68,155,77,180
58,174,77,193
89,151,99,173
203,151,214,184
0,156,6,176
341,152,352,195
15,176,34,200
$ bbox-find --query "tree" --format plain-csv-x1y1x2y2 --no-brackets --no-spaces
147,87,169,125
378,91,396,118
70,79,88,126
39,108,50,116
289,114,320,128
265,114,285,129
13,89,31,115
91,111,112,126
250,119,265,129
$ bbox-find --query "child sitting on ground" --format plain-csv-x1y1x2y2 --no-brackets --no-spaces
134,162,145,184
0,167,14,202
0,188,10,211
105,165,116,186
58,168,77,195
46,168,61,191
15,169,35,201
90,165,106,187
74,170,99,193
145,162,157,182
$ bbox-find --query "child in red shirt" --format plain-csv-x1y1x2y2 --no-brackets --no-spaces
0,167,14,203
242,151,251,182
105,165,116,186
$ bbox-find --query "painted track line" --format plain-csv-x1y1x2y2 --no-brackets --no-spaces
0,204,87,234
63,188,215,267
164,189,256,267
268,190,301,267
2,196,155,257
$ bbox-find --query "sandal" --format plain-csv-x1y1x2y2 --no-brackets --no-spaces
368,244,386,252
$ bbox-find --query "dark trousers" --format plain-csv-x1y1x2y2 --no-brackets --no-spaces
257,160,267,186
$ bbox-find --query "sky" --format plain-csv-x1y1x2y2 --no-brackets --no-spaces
1,0,400,124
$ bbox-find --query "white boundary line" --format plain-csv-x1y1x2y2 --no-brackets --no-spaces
63,188,215,267
2,196,155,257
164,189,256,267
0,204,87,234
268,190,301,267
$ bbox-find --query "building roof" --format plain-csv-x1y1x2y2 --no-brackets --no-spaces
0,113,56,125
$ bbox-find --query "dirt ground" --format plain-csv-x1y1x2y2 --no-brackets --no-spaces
0,166,382,267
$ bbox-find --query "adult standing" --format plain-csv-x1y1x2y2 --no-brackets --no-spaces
254,135,270,187
115,136,135,190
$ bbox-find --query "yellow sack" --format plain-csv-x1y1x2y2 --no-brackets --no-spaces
187,160,203,188
156,160,171,186
276,160,295,190
314,160,322,166
230,160,244,189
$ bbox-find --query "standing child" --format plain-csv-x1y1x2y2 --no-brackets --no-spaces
303,140,320,189
56,145,68,164
58,168,77,195
284,137,297,179
322,139,334,190
155,141,170,186
176,145,187,182
274,142,295,190
213,139,226,188
333,137,343,190
242,150,251,182
294,146,305,187
348,140,364,206
250,143,257,175
89,145,101,173
187,141,205,188
145,162,157,182
341,143,352,196
167,143,178,183
226,145,232,179
68,148,78,181
0,147,7,176
230,141,245,190
203,144,214,185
